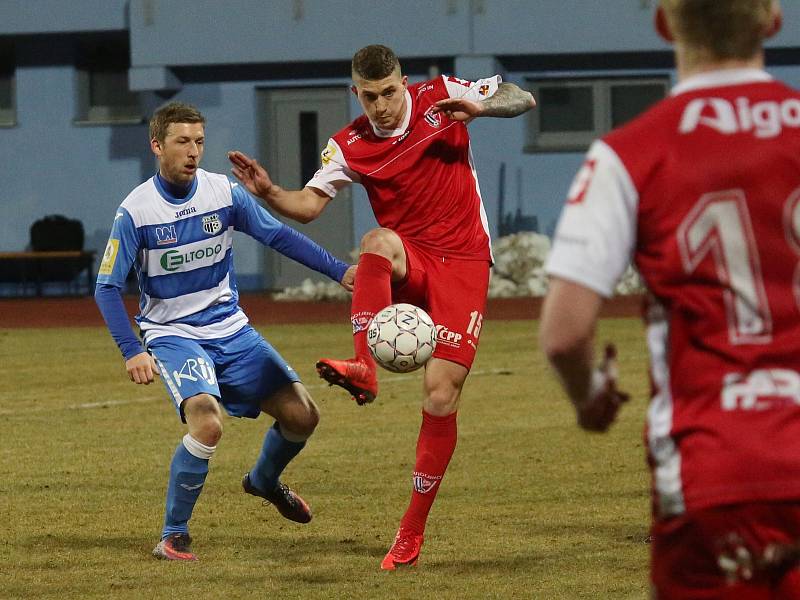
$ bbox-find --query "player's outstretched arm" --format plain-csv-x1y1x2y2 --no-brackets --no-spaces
228,150,331,223
540,277,628,432
433,82,535,121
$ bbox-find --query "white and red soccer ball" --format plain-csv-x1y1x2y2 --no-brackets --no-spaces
367,303,437,373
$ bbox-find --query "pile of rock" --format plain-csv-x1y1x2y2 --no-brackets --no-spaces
272,232,644,301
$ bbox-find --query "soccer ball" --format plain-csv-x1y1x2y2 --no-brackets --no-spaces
367,303,437,373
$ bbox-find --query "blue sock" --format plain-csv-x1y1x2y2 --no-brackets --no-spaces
162,442,209,539
249,422,305,492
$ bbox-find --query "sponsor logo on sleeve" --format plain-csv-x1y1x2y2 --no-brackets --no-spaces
321,143,337,166
155,224,178,245
566,159,597,205
202,213,222,236
98,239,119,276
478,84,490,97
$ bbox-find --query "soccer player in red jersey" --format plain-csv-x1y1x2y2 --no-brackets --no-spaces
541,1,800,597
229,44,534,569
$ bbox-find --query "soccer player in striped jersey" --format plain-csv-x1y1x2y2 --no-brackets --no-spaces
540,1,800,596
95,102,355,561
229,45,535,569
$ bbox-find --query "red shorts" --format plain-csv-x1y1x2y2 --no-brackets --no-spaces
392,240,490,370
651,502,800,599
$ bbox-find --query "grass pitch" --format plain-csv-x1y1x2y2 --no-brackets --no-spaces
0,317,651,599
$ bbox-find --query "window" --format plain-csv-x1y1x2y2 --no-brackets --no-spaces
526,76,669,152
76,38,141,124
0,45,15,127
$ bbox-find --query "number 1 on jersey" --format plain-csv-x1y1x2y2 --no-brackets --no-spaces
677,189,772,344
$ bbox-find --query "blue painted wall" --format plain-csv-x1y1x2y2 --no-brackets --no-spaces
0,1,798,290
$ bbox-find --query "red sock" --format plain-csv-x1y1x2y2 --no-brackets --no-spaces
399,411,458,534
351,253,393,362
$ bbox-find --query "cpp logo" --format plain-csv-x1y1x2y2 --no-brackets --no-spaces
435,325,462,348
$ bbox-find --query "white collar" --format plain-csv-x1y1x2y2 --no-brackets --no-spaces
671,68,773,96
370,89,413,138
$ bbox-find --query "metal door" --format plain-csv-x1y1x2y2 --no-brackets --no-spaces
257,87,353,290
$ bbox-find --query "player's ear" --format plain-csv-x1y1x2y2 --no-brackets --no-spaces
764,3,782,39
655,6,674,43
401,75,408,88
350,85,358,97
150,138,162,157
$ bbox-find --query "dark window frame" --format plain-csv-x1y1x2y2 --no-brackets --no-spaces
74,37,142,125
525,76,670,153
0,44,16,127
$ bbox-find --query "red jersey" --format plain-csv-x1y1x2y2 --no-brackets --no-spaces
546,69,800,517
306,75,501,261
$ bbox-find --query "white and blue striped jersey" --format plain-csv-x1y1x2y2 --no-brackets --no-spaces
96,168,346,347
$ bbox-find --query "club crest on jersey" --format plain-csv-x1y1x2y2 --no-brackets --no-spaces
202,213,222,236
479,84,490,97
155,224,178,245
413,472,442,494
424,105,442,129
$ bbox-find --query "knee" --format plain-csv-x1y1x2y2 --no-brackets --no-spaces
424,379,463,416
184,394,223,446
289,395,320,438
283,393,320,439
360,228,399,258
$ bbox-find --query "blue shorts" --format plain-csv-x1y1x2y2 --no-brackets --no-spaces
147,325,301,421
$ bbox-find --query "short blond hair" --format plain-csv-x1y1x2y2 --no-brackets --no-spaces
660,0,774,60
149,101,205,143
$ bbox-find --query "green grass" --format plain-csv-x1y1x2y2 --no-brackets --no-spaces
0,317,651,599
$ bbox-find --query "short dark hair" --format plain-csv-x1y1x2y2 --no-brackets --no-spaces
351,45,400,81
149,101,205,143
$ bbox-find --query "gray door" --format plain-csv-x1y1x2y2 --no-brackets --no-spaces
257,87,353,290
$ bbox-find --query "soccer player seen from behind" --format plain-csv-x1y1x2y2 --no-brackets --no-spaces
95,102,355,561
229,45,535,569
540,1,800,597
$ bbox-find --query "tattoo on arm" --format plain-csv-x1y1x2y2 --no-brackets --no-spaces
480,83,534,118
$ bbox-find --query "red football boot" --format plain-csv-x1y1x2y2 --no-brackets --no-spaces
316,357,378,405
380,528,424,570
152,533,198,561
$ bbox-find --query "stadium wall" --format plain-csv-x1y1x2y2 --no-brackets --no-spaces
0,1,798,290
